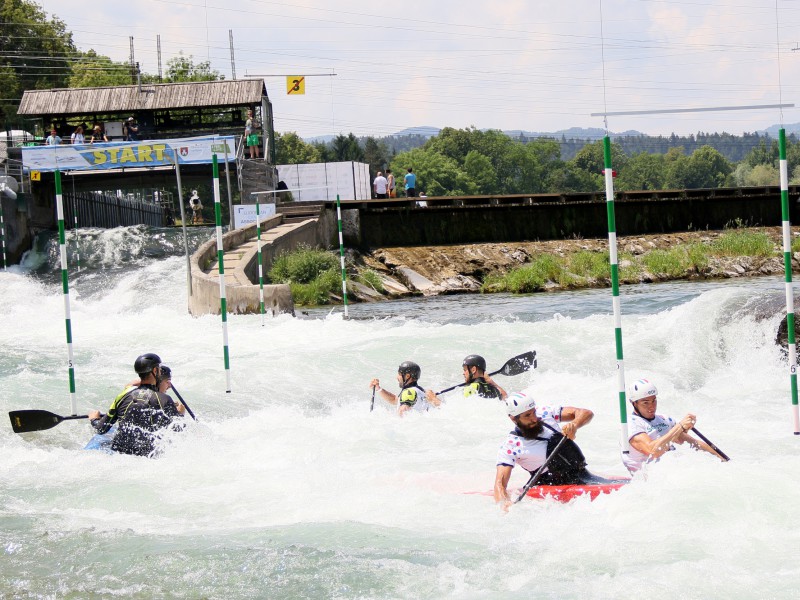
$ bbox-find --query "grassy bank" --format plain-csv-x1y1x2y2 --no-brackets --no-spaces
481,229,783,294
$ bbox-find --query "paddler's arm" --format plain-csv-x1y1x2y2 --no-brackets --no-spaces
483,374,507,400
673,415,725,459
559,406,594,440
494,464,514,511
425,389,442,406
630,414,695,459
370,379,398,405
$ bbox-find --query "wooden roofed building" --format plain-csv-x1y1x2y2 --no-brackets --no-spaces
17,79,275,162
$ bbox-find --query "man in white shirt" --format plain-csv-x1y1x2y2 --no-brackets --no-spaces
373,171,388,199
623,378,724,474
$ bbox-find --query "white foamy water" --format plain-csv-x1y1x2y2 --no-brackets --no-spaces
1,227,799,598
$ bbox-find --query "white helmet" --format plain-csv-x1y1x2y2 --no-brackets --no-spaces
628,378,658,402
505,391,536,417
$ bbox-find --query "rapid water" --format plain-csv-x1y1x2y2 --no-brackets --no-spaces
1,227,798,599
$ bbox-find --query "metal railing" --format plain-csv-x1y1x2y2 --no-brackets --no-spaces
62,191,165,229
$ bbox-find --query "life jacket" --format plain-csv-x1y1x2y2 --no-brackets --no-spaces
111,385,181,457
463,378,501,399
399,382,426,408
532,422,587,485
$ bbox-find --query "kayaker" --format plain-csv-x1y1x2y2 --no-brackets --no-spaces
493,390,596,510
623,378,724,474
370,361,440,415
88,353,185,457
425,354,506,405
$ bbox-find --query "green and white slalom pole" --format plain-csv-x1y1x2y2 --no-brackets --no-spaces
603,136,629,452
55,170,78,415
212,155,232,392
256,200,266,326
778,129,799,434
0,193,6,270
335,194,349,318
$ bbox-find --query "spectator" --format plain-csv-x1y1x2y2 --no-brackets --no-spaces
245,110,260,159
124,117,139,141
404,167,417,197
90,125,108,144
373,171,388,199
386,169,396,198
70,125,85,145
45,129,61,146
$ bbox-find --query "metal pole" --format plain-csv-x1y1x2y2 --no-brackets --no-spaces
71,175,80,272
256,201,265,325
55,170,78,415
213,155,232,392
603,136,629,452
778,129,800,434
0,191,6,270
174,158,192,297
224,141,234,229
335,194,349,318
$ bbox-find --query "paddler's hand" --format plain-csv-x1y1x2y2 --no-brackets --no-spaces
88,410,101,421
561,421,578,440
175,402,186,415
678,414,696,433
500,499,513,513
425,389,441,406
369,378,380,390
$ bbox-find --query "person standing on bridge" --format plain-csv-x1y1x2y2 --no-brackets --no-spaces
373,171,388,199
386,169,396,198
245,110,260,159
404,167,417,197
124,117,139,141
45,129,61,146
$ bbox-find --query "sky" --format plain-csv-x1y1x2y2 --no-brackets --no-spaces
31,0,800,139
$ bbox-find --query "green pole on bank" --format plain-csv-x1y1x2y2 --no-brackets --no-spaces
55,170,78,415
335,194,349,317
256,201,266,326
778,129,800,434
213,155,232,392
603,136,629,452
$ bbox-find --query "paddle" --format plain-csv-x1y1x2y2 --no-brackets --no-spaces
169,384,196,421
436,350,537,395
8,410,88,434
691,426,730,462
370,387,376,412
515,434,569,504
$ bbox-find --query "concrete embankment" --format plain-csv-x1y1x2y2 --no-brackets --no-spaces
189,210,334,316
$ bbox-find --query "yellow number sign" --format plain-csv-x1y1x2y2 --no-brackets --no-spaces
287,76,305,95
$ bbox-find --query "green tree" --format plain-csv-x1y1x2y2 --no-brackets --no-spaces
165,52,223,82
363,136,390,176
68,50,132,88
391,147,475,196
463,150,496,194
331,133,364,162
616,152,666,191
0,0,76,123
744,140,777,168
569,140,627,191
275,131,321,164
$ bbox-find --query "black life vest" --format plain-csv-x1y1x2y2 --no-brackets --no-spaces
532,422,587,485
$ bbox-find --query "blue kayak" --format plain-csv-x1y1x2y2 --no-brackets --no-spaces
84,427,116,453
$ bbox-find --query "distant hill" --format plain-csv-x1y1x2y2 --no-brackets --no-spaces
389,126,441,138
760,122,800,137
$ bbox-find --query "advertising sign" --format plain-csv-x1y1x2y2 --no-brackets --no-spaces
233,203,277,229
21,135,236,172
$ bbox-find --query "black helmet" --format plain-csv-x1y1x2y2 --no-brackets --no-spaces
159,365,172,380
398,361,421,381
462,354,486,372
134,353,161,376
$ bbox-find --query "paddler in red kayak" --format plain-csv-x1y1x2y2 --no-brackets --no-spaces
623,378,725,474
494,390,599,510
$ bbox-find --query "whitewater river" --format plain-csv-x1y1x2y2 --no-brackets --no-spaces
1,226,798,599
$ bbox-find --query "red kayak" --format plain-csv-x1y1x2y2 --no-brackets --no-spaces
521,481,628,502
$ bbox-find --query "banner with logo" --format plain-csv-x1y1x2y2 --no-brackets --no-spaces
21,135,236,172
233,203,277,229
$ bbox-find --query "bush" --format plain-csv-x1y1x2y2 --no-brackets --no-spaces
482,254,574,293
711,230,774,257
269,245,339,284
642,248,691,278
568,250,610,280
357,269,385,293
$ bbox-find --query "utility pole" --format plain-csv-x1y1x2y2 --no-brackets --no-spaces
229,30,236,80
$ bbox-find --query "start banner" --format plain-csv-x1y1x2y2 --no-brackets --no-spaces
21,135,236,172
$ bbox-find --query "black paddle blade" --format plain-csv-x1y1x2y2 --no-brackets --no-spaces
9,410,64,433
499,351,537,377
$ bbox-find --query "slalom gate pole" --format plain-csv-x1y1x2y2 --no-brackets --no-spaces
173,158,192,297
778,129,800,434
603,136,629,452
223,142,234,229
256,201,265,325
213,155,232,392
71,175,80,272
55,170,78,415
335,194,349,317
0,193,6,270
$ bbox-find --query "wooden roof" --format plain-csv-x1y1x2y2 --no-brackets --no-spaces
18,79,268,116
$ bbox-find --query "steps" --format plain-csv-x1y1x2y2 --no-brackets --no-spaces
277,201,325,223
